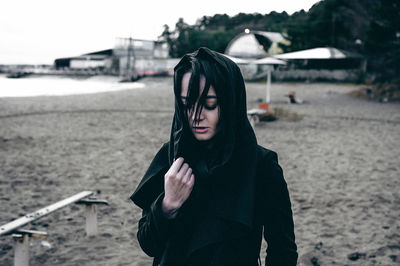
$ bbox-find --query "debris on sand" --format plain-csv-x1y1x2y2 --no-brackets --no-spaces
348,252,366,261
271,107,304,121
348,81,400,102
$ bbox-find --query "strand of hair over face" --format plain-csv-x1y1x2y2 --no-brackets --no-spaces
184,58,224,128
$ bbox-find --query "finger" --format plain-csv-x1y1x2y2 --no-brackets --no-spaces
181,167,192,183
177,163,189,179
187,174,195,188
168,157,184,175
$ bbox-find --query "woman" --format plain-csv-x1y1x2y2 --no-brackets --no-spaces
130,47,297,265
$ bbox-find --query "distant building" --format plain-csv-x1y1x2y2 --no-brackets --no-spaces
53,38,178,79
114,38,169,59
224,30,289,80
114,37,177,80
54,49,114,71
225,30,290,59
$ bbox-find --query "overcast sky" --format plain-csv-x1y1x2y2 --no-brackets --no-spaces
0,0,320,65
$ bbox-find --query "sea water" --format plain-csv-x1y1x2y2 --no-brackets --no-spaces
0,75,145,98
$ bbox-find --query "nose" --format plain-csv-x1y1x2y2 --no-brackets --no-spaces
190,104,205,123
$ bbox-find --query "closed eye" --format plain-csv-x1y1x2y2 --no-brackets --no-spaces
204,97,217,110
180,96,218,110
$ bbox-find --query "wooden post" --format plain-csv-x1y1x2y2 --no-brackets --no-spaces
85,204,97,236
266,66,271,104
76,198,109,237
13,234,29,266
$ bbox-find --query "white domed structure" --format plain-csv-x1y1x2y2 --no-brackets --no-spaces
225,30,289,59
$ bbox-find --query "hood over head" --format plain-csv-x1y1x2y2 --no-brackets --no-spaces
169,47,255,172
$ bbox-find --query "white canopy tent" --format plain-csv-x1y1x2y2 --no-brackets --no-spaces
273,47,360,59
223,54,251,64
253,57,286,104
254,57,287,64
223,54,286,104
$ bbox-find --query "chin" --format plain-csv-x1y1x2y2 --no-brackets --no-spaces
194,135,212,141
193,132,214,141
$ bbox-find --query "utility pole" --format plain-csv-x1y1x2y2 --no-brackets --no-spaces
123,36,136,81
126,37,131,79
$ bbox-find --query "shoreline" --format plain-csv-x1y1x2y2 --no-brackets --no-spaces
0,74,146,98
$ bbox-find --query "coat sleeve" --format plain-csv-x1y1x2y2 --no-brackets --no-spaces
137,192,173,258
259,151,298,266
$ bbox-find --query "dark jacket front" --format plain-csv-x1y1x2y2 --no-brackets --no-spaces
130,47,297,265
131,143,297,266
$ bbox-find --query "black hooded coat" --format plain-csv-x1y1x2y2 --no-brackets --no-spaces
130,47,297,265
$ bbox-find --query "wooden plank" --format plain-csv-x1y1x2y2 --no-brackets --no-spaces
0,191,93,236
15,229,48,236
76,198,109,205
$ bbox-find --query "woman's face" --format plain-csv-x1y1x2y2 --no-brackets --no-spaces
180,72,220,141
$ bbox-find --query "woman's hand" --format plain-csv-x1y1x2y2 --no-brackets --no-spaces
162,157,195,218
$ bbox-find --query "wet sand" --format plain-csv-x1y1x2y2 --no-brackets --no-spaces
0,76,399,265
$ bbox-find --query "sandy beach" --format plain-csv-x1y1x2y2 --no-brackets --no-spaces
0,75,399,265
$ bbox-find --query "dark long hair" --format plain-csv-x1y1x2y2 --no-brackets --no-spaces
169,47,255,171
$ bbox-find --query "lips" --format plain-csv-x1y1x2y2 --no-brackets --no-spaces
193,127,209,133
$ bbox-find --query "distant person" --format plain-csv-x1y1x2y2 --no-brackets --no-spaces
286,91,303,104
130,47,297,265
